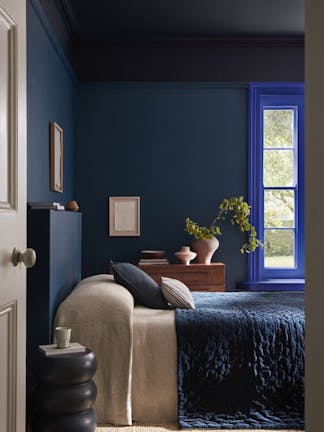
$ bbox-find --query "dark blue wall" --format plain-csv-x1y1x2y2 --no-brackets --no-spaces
77,83,248,290
27,1,304,291
27,0,77,203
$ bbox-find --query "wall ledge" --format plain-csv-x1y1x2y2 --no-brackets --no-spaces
237,279,305,291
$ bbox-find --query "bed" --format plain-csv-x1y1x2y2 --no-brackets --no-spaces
54,274,304,429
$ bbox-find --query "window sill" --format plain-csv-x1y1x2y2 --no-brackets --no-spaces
237,279,305,292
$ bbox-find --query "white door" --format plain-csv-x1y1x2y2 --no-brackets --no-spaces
0,0,27,430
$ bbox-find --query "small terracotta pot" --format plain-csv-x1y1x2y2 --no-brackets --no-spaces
65,201,79,212
190,237,219,264
174,246,197,265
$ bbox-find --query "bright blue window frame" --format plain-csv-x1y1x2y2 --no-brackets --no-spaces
247,83,304,288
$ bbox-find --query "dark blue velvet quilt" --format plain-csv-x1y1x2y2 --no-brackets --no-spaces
176,291,304,429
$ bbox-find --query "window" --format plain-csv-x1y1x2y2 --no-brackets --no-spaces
246,84,304,290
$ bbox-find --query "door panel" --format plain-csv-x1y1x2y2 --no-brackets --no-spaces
0,303,17,432
0,0,26,431
0,5,17,210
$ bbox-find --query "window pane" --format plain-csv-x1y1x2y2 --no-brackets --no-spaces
264,190,294,228
264,109,294,148
264,229,295,268
264,150,294,186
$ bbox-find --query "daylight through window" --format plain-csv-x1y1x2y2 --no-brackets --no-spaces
263,108,297,268
248,84,304,284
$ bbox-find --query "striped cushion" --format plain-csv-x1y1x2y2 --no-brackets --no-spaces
160,277,195,309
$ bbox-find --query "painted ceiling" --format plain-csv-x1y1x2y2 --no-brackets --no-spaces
41,0,304,41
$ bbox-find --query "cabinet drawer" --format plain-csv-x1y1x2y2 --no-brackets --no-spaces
138,263,225,292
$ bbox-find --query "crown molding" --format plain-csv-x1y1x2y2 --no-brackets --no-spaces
57,0,81,41
84,36,304,46
28,0,77,81
31,1,304,82
42,1,305,49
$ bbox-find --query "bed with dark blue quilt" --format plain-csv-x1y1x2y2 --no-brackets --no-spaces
176,291,304,429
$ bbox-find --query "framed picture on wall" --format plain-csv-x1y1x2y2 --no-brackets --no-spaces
109,196,140,236
50,121,63,193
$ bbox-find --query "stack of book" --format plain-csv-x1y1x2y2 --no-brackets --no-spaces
39,342,86,357
138,250,169,265
139,258,169,265
28,202,65,210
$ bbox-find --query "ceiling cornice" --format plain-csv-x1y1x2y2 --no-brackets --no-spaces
55,0,80,40
85,36,304,46
36,0,304,82
57,0,81,41
52,0,304,46
29,0,77,80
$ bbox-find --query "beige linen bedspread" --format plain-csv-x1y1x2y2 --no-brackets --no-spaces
132,306,177,423
55,274,177,425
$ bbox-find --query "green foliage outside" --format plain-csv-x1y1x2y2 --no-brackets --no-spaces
264,190,294,228
265,256,294,268
263,109,296,265
264,109,293,148
264,229,294,257
264,151,293,186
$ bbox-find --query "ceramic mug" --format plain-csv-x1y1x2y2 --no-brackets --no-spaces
55,326,71,349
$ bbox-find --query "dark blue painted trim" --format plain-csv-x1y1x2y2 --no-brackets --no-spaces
248,83,304,285
237,279,305,291
79,82,249,90
28,0,76,82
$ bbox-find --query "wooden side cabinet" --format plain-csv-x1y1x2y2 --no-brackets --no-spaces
139,263,225,292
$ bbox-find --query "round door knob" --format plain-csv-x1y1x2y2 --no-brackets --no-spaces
12,248,37,268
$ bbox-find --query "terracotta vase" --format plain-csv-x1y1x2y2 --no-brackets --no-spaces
190,237,219,264
65,200,79,212
174,246,197,265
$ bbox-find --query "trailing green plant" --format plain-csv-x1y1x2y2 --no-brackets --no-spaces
185,196,262,254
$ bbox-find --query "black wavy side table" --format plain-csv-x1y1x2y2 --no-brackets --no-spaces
32,348,97,432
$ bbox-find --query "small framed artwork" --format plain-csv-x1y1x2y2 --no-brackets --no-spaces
109,196,140,236
50,121,63,193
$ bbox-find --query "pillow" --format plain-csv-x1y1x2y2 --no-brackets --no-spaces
160,277,195,309
112,262,169,309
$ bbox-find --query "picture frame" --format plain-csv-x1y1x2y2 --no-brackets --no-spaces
50,122,63,193
109,196,140,236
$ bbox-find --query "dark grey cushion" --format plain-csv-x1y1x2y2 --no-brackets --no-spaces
112,262,169,309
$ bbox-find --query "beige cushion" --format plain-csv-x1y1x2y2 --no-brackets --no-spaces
160,277,195,309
